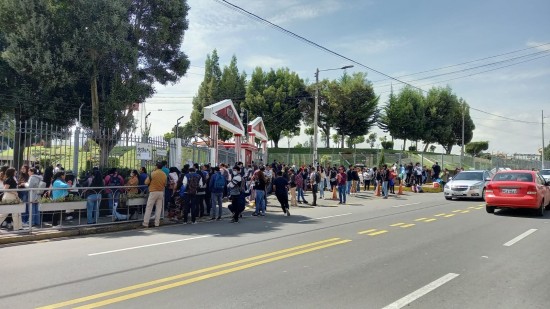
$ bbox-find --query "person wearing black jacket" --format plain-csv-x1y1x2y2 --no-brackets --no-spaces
346,165,354,195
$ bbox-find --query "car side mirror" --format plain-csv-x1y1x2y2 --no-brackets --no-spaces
485,178,492,182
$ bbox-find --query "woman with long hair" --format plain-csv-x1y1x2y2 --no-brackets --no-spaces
295,168,308,204
51,171,71,201
0,168,23,230
253,170,267,216
85,170,104,224
127,170,140,194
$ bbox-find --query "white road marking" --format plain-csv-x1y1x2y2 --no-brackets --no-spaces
88,235,217,256
382,273,460,309
503,229,538,247
392,202,421,208
298,213,353,222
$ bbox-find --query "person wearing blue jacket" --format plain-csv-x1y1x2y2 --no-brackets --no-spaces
209,166,225,221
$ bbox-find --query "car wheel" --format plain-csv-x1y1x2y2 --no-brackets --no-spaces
486,205,495,214
535,200,545,217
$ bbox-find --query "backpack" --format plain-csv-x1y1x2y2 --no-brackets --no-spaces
108,174,122,187
213,173,226,190
315,172,321,184
186,173,200,195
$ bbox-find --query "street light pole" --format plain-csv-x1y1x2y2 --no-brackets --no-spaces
542,110,545,169
460,102,465,168
313,65,353,168
175,116,184,139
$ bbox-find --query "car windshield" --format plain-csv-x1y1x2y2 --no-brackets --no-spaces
493,172,533,182
452,172,484,181
541,170,550,176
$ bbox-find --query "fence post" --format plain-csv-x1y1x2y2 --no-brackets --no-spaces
72,126,80,174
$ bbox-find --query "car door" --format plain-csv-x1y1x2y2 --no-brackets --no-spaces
538,174,550,205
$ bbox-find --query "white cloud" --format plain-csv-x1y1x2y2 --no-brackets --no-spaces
243,55,287,69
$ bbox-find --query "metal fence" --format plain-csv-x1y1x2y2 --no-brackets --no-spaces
0,119,213,173
268,149,550,171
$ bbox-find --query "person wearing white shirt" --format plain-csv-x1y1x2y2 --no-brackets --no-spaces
181,168,204,224
309,167,319,206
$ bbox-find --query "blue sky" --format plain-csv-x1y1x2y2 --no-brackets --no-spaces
144,0,550,155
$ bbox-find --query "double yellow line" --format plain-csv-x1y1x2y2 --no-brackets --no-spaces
38,238,351,309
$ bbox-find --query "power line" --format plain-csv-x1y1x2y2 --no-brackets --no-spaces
214,0,548,127
371,42,550,83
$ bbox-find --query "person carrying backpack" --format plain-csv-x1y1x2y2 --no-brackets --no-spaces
227,166,244,223
194,163,208,218
209,166,225,221
309,167,320,206
181,167,203,224
105,168,124,218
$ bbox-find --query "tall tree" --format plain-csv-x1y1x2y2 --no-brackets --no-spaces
301,80,335,148
190,49,222,138
465,141,489,157
0,0,191,166
329,72,379,148
242,67,307,148
380,86,425,151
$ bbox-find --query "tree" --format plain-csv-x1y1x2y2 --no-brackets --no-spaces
465,141,489,157
331,133,341,146
242,67,307,148
190,49,223,137
329,72,379,148
301,80,335,148
439,99,475,154
379,86,425,151
0,0,191,166
367,133,377,148
379,136,394,150
346,135,365,149
429,145,437,152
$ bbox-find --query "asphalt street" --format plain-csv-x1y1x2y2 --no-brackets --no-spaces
1,190,549,309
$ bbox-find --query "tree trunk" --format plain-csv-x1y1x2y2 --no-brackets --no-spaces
273,139,279,148
341,133,345,149
402,139,407,151
423,143,430,152
13,117,26,170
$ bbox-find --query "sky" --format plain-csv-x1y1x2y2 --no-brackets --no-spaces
142,0,550,156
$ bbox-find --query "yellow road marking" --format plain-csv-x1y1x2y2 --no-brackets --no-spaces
434,213,446,217
414,218,428,221
368,230,388,236
478,204,485,206
358,229,378,235
390,223,405,227
424,219,436,222
461,210,470,213
452,210,462,213
468,206,477,209
72,240,352,309
444,214,455,218
37,238,343,309
400,224,415,228
474,206,484,209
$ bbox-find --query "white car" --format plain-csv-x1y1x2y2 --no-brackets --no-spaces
444,170,493,201
541,169,550,182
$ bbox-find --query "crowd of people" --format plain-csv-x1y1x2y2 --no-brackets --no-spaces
1,158,456,231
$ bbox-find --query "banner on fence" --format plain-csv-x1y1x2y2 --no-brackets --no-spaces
136,143,153,160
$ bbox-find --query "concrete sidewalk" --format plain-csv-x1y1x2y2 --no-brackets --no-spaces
0,189,388,246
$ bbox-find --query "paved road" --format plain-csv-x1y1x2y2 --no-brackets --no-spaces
2,191,549,309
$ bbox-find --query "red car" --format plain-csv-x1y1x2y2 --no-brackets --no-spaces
485,170,550,216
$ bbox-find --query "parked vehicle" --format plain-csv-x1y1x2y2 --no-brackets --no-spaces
443,170,492,201
541,169,550,181
485,170,550,216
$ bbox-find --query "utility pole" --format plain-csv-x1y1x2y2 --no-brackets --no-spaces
460,102,465,168
175,116,184,139
542,110,545,169
313,65,353,168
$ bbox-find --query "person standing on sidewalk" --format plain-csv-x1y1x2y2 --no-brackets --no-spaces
380,164,389,199
209,166,225,221
273,171,290,216
337,166,347,205
143,162,167,228
182,167,203,224
228,166,244,223
288,169,298,207
309,167,320,206
346,165,353,195
253,169,267,216
295,168,307,204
